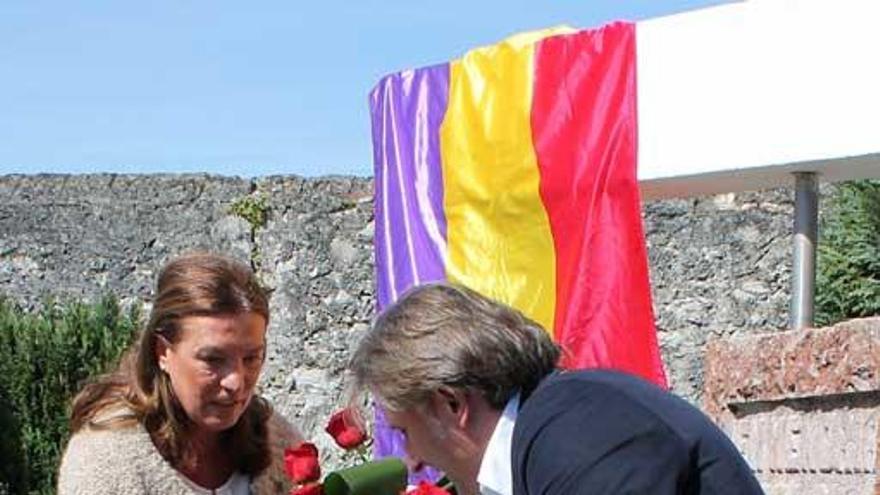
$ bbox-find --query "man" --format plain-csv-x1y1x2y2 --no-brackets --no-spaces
350,282,764,495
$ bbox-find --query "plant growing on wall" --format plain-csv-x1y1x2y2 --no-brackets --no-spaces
816,180,880,326
229,193,271,273
230,193,270,230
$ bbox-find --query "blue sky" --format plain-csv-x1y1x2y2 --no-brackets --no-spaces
0,1,730,177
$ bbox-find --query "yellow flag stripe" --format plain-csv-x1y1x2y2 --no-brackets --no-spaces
440,27,572,333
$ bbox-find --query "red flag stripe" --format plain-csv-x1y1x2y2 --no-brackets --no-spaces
532,23,667,386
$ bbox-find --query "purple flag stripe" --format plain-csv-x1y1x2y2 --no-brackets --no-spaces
370,64,450,311
369,63,450,483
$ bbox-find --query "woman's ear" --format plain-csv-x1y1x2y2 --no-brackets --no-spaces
155,335,171,372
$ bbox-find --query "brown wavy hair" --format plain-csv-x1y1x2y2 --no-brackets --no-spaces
69,253,273,475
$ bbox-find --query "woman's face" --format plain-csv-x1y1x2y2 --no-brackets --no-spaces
156,312,267,433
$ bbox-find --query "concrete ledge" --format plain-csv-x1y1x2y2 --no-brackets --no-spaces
703,318,880,494
705,317,880,418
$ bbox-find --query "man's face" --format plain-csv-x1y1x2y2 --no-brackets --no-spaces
383,389,498,495
385,402,458,477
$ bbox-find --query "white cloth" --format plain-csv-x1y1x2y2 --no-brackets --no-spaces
178,471,251,495
477,393,520,495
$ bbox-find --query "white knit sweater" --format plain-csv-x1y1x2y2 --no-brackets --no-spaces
57,411,303,495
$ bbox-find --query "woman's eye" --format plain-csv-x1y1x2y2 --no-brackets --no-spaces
201,355,224,366
244,354,262,366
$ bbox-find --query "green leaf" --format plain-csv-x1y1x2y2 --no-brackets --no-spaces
816,180,880,326
0,295,138,494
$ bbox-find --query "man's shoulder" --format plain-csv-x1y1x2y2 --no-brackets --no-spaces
526,369,665,406
514,369,696,445
511,371,764,494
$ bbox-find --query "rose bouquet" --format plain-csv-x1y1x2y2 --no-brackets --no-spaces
284,408,454,495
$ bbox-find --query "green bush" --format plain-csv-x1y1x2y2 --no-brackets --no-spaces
0,296,139,495
816,180,880,326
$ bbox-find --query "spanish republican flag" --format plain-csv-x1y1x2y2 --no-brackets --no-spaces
370,21,666,460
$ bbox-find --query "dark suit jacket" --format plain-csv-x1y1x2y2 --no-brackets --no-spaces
511,370,764,494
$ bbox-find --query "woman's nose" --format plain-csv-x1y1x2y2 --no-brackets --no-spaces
220,362,245,392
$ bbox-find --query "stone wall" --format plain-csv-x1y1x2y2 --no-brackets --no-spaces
645,190,795,400
0,173,800,469
0,175,253,306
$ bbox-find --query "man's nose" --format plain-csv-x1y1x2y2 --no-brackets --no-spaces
404,454,425,473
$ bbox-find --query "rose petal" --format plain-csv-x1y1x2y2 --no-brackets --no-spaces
284,442,321,483
405,481,451,495
325,408,368,450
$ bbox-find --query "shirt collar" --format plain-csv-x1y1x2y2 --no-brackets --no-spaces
477,393,520,495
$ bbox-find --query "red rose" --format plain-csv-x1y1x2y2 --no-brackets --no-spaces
405,481,451,495
325,408,367,450
284,442,321,483
289,482,323,495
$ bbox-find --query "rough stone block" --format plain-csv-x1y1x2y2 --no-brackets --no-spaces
704,318,880,494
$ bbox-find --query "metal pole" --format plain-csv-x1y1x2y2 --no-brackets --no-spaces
790,172,819,329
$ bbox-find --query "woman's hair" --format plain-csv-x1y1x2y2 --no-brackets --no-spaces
69,253,273,475
350,282,561,412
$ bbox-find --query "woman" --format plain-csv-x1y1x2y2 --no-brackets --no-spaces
58,253,303,494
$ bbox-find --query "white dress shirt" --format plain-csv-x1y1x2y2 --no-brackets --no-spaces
477,393,520,495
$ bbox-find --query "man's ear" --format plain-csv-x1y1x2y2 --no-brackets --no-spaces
431,386,470,429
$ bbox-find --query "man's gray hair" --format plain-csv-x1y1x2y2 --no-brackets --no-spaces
350,282,561,411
